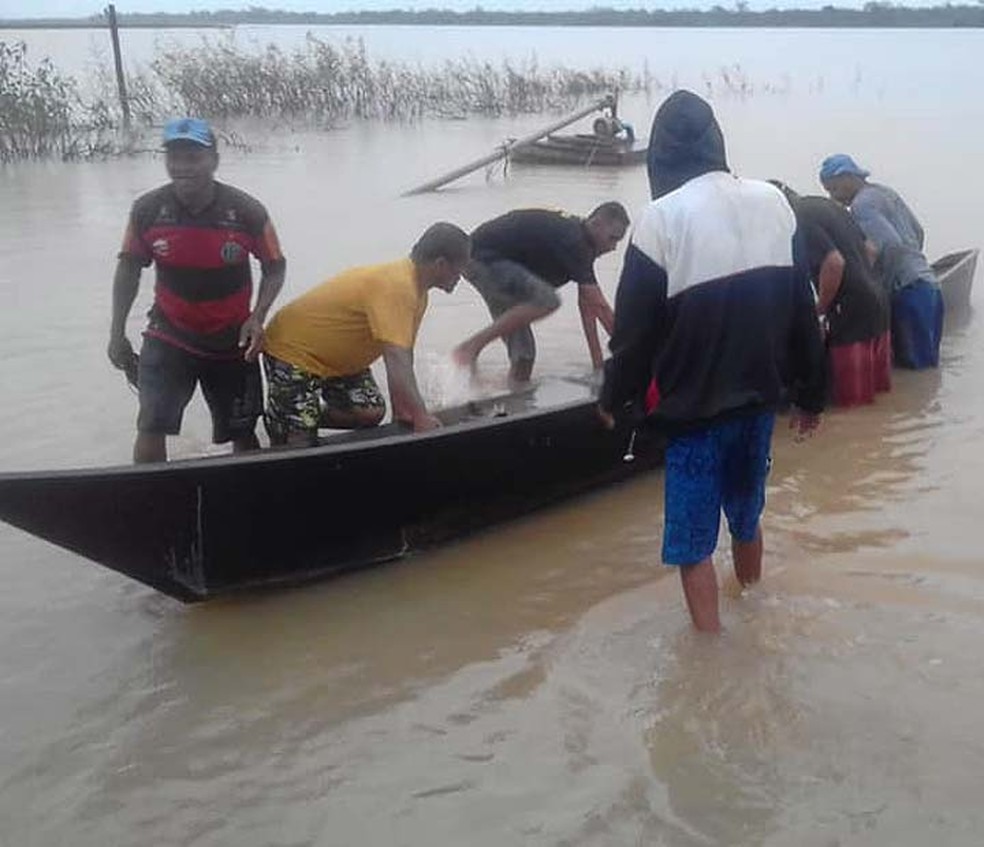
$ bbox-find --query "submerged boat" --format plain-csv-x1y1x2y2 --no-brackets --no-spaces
509,133,647,167
0,379,661,603
508,113,646,167
932,247,978,316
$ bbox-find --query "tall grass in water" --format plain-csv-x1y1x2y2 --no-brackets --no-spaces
0,40,125,162
0,34,648,161
0,41,77,161
150,35,648,123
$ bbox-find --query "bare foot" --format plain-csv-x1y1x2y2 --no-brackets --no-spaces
507,373,533,392
722,573,747,599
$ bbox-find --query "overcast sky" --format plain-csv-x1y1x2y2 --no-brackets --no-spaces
0,0,944,18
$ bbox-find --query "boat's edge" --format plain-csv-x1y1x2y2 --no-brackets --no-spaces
0,382,598,483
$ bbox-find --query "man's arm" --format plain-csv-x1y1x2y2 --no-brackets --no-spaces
239,257,286,361
382,344,441,432
239,212,287,361
864,239,879,267
912,215,925,251
577,283,615,371
815,249,845,316
599,244,667,420
852,200,903,252
108,255,143,371
788,232,827,434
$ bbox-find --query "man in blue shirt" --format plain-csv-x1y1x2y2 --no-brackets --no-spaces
819,154,943,369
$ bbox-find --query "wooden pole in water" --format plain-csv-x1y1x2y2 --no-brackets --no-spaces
402,94,615,196
106,4,131,131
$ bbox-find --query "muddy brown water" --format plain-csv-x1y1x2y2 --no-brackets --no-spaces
1,26,983,846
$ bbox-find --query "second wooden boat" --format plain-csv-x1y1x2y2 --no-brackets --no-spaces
932,247,977,316
509,133,647,167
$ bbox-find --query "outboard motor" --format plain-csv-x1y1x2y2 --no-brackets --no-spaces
592,116,619,138
593,115,635,143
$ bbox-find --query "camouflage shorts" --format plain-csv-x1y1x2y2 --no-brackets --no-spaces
262,354,384,444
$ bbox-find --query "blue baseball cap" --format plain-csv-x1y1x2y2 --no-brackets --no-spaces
162,117,215,148
819,153,869,182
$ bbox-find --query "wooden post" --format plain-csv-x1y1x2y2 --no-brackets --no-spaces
403,94,615,196
106,4,131,130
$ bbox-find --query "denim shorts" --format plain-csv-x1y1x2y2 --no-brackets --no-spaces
662,412,775,566
137,335,261,443
465,259,561,365
891,279,944,369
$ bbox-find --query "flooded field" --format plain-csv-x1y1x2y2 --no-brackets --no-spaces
0,24,982,846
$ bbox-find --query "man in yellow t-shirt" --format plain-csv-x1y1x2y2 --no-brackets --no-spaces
262,222,470,445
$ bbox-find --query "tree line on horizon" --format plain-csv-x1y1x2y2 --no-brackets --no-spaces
4,4,984,29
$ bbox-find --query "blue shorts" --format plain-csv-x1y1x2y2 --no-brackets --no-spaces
662,412,775,566
891,280,944,369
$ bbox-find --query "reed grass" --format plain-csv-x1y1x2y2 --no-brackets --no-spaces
149,35,649,123
0,33,652,162
0,40,137,162
0,40,79,161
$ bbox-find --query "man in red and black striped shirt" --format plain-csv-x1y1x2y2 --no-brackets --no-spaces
108,118,286,463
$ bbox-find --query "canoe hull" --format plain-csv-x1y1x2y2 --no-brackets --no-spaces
0,381,661,602
932,248,977,317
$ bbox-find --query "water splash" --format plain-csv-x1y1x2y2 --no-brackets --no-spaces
419,352,509,410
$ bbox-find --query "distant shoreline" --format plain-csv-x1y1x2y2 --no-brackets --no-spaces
0,21,231,30
3,6,984,30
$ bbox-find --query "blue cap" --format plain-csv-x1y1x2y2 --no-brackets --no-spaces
162,117,215,148
819,153,869,182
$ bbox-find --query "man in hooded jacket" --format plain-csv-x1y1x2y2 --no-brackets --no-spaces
599,90,827,632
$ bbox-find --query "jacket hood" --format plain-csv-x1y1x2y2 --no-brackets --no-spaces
647,90,729,199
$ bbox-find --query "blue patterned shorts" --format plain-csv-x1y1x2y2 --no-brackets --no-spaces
662,412,775,566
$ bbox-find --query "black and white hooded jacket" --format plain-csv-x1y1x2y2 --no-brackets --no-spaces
600,90,826,432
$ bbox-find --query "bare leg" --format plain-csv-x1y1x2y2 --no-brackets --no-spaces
732,526,763,587
277,406,384,448
452,302,556,368
679,557,721,633
509,359,534,384
283,430,318,448
232,433,260,454
321,406,386,430
133,432,166,464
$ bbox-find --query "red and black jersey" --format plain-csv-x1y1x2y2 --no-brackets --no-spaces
121,181,285,356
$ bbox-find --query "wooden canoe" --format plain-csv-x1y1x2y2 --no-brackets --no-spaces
0,378,662,603
3,250,971,604
932,247,978,317
509,133,647,167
